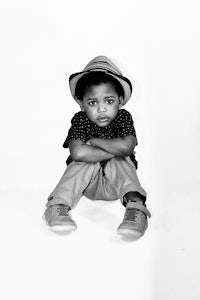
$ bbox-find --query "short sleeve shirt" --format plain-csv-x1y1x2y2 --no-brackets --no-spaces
63,109,138,168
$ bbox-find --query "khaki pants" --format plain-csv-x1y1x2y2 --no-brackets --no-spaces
47,157,146,209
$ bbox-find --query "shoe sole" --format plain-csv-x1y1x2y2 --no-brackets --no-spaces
51,224,77,232
117,228,143,238
42,215,77,233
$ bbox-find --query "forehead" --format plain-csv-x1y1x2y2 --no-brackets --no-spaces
83,82,118,97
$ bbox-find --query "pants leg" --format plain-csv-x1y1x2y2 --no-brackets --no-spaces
104,157,147,206
83,166,119,201
47,161,101,209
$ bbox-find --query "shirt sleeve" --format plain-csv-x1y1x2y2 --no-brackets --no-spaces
63,112,88,148
118,110,138,144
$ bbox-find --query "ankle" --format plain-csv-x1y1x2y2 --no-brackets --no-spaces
129,198,144,205
123,192,146,207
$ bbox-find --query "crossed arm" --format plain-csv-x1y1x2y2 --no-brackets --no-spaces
69,136,137,163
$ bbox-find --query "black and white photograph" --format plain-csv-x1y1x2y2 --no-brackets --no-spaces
0,0,199,299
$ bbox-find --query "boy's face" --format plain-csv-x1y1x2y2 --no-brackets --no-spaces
78,83,123,127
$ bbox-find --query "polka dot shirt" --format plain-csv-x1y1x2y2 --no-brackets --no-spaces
63,109,138,168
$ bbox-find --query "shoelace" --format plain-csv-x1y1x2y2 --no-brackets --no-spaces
124,208,140,222
56,205,69,217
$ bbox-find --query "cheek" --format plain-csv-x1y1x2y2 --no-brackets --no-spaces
109,104,119,114
85,107,94,114
85,108,96,118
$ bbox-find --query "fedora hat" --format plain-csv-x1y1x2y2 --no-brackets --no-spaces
69,56,132,106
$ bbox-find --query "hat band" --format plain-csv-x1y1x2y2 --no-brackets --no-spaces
85,60,122,75
84,64,121,75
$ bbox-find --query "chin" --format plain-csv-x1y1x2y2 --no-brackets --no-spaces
98,124,109,127
96,121,111,127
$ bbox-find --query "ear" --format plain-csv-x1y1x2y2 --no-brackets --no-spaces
119,96,123,108
76,98,85,111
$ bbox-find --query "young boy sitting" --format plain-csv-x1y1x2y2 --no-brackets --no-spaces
43,55,151,239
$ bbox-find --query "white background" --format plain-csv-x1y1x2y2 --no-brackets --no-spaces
0,0,200,299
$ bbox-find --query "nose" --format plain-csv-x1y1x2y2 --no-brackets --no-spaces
97,103,106,112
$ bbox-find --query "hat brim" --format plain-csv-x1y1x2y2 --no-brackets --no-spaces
69,69,132,106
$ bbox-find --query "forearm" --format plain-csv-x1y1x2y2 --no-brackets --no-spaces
89,137,136,157
71,144,115,162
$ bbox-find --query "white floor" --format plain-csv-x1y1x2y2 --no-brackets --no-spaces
0,184,199,300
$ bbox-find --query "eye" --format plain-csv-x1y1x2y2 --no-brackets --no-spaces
106,99,114,104
88,101,96,106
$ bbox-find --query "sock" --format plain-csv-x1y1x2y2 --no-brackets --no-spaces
123,192,146,207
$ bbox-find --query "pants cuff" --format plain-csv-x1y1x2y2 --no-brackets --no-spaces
46,197,71,209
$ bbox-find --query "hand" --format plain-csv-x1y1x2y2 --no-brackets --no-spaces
86,140,91,146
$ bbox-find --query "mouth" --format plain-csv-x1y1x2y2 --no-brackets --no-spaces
97,116,109,122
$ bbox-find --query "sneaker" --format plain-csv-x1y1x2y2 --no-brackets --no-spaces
117,201,151,238
43,204,77,233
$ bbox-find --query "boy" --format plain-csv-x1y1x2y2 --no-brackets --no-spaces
43,56,151,239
